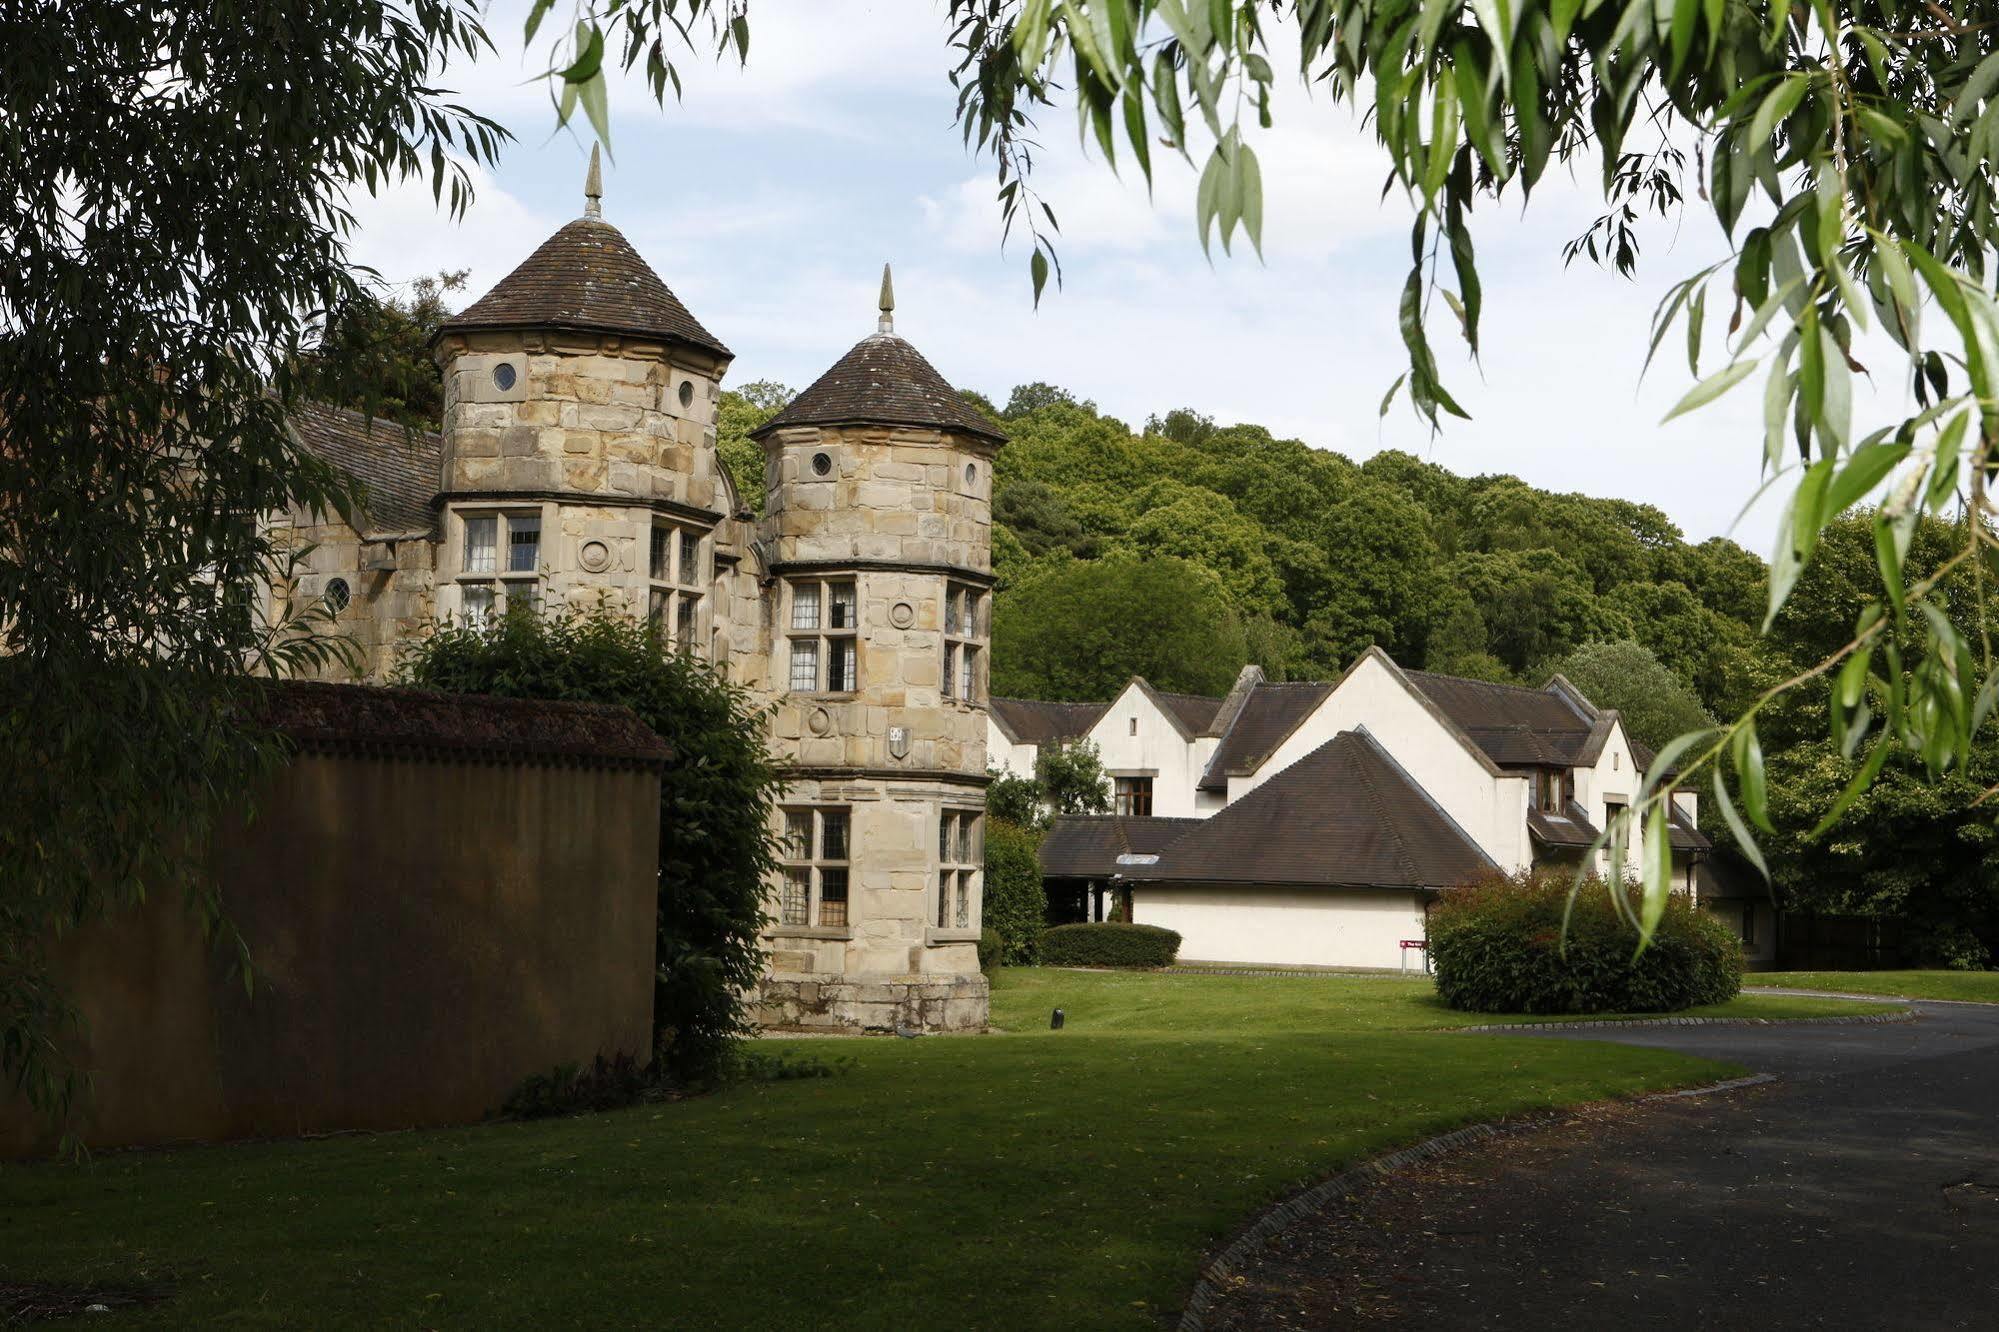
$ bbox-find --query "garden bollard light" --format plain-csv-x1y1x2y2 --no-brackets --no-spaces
1051,1009,1065,1030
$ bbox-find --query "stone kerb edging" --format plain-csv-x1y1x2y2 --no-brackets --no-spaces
1454,1008,1916,1034
1176,1122,1508,1332
1177,1070,1787,1332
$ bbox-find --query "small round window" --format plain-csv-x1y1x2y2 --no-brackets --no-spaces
811,452,833,477
677,380,696,409
491,362,517,392
964,462,977,488
325,578,351,613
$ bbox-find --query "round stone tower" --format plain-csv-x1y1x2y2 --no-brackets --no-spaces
748,267,1004,1033
427,148,738,648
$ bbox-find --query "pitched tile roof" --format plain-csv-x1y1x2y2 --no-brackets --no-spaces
1039,815,1204,879
1140,731,1495,889
1154,689,1226,736
1527,801,1602,849
435,218,730,359
289,401,442,537
1402,669,1597,767
990,698,1109,745
1197,681,1335,790
749,332,1006,443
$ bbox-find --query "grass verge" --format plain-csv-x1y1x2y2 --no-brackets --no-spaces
1744,969,1999,1003
0,969,1803,1329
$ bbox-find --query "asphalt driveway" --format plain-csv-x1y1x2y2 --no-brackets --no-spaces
1203,1001,1999,1329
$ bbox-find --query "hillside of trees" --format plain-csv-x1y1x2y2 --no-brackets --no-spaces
720,379,1760,736
312,295,1997,966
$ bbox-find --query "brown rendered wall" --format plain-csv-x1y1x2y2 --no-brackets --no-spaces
1,743,661,1158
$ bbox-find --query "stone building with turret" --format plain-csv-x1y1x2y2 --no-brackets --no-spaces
271,153,993,1033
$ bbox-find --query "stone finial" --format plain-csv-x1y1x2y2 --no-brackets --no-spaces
584,143,603,220
878,262,895,334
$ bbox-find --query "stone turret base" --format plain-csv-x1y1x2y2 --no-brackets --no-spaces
753,972,989,1034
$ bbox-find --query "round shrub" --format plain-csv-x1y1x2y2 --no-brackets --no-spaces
1430,870,1742,1014
1040,922,1182,969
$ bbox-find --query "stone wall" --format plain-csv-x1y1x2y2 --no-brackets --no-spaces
758,422,996,572
267,513,438,683
436,329,727,511
752,973,989,1035
752,419,996,1027
0,683,668,1157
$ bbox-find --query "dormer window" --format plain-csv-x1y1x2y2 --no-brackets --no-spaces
1536,769,1574,814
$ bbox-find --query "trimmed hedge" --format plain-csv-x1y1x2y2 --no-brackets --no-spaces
1040,922,1182,969
977,929,1003,973
982,820,1047,965
1430,870,1742,1014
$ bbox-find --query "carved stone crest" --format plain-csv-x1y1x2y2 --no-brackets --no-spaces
888,725,911,760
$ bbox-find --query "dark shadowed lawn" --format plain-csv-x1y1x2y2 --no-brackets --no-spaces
1745,969,1999,1003
0,971,1878,1328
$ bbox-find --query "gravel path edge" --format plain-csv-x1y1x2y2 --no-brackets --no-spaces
1453,1008,1916,1034
1176,1070,1785,1332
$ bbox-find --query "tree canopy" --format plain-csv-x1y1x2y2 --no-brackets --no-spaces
3,0,504,1117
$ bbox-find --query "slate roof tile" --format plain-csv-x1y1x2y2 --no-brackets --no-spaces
1197,681,1335,790
750,333,1006,443
288,401,442,537
990,698,1109,745
1143,731,1494,889
436,218,729,359
1039,815,1204,879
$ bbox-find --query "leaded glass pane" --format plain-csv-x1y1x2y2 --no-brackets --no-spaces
784,811,812,859
676,592,698,647
780,868,809,926
791,582,820,630
463,516,497,573
955,871,970,929
821,810,849,861
827,638,856,691
507,514,540,572
829,583,856,629
788,639,818,691
679,529,700,585
461,583,494,626
650,525,670,581
817,868,849,926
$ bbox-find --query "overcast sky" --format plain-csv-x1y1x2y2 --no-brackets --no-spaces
346,1,1916,555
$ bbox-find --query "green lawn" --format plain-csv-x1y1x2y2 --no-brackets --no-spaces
0,971,1873,1329
1746,969,1999,1003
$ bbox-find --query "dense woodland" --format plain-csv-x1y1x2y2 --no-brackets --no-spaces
720,379,1763,731
319,285,1999,966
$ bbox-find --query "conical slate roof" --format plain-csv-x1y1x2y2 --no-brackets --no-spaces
437,217,730,359
750,332,1006,443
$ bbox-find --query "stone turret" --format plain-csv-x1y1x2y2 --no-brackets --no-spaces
426,150,737,641
748,269,1003,1032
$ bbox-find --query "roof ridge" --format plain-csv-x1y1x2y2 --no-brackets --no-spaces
1404,668,1551,696
296,398,444,440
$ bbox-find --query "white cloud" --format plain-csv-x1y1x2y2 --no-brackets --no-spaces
343,2,1923,557
340,161,553,296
